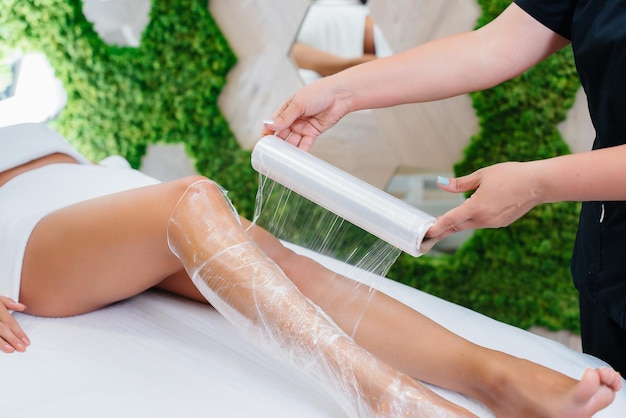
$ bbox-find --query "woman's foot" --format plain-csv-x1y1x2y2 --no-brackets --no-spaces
481,353,622,417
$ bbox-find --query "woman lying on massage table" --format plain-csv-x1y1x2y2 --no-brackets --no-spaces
0,123,621,417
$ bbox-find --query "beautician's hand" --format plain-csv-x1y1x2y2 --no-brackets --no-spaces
426,161,543,242
262,77,352,151
0,296,29,353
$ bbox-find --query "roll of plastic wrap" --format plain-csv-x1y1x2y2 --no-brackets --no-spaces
251,135,436,256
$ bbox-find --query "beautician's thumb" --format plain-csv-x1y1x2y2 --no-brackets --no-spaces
436,173,480,194
269,97,305,129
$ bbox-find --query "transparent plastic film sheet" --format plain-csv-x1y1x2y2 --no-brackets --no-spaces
252,172,399,340
166,157,457,415
251,135,436,257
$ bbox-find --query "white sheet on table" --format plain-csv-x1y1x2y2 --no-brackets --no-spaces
1,244,624,417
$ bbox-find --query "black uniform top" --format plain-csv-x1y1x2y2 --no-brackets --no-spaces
515,0,626,329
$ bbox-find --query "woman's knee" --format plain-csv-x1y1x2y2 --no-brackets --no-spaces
166,175,235,214
171,175,227,198
169,175,214,196
164,176,225,213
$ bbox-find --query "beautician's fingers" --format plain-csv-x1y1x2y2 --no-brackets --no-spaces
263,82,349,150
425,173,481,239
0,296,29,353
418,236,438,254
427,162,543,241
427,194,505,242
263,115,325,152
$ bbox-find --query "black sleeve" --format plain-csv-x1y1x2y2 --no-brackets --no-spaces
514,0,576,40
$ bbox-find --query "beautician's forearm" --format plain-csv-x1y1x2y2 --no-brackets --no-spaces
326,31,502,111
532,144,626,203
327,3,569,113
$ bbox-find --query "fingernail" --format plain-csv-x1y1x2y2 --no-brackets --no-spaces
3,344,14,353
22,337,30,346
437,176,450,186
263,118,274,125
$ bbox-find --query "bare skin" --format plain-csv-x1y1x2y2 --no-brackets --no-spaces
291,42,377,78
0,156,622,417
291,13,379,77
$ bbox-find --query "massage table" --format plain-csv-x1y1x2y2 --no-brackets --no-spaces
1,244,625,417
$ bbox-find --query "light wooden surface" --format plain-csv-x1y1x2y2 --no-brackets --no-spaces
208,0,308,147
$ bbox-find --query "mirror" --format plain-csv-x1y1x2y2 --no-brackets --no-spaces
290,0,393,85
210,0,481,190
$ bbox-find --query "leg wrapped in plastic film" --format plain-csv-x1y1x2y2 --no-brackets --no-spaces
166,180,473,417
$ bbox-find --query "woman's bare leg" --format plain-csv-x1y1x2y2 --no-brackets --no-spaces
246,220,622,418
20,176,209,316
166,179,472,417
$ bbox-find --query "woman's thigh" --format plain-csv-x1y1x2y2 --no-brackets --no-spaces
20,175,208,317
